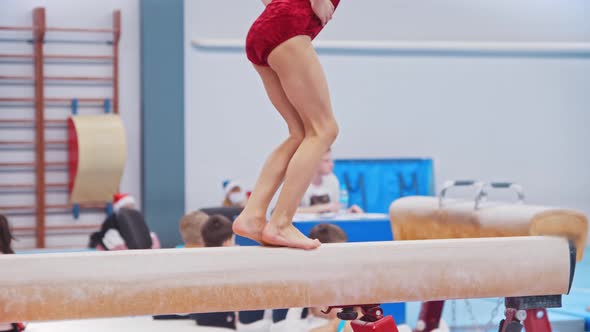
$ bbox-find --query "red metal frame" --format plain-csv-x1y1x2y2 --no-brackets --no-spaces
0,203,106,211
0,75,112,81
0,97,34,102
0,55,113,61
351,305,398,332
416,301,554,332
13,224,103,236
523,309,551,332
67,118,79,195
0,54,34,59
46,54,114,61
0,119,66,125
0,7,121,248
46,76,113,81
0,161,67,167
45,97,108,103
499,308,552,332
0,26,33,31
413,301,445,332
323,305,399,332
0,97,108,103
68,119,78,197
499,308,519,332
16,224,101,231
0,183,67,189
33,7,47,248
0,75,34,80
0,140,67,145
46,27,115,33
112,10,121,114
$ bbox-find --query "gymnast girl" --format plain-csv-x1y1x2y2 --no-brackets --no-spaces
233,0,340,250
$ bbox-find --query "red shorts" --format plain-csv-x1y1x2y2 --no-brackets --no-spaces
246,0,340,66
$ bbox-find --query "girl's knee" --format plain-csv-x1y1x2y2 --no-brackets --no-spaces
288,129,305,145
306,119,338,145
321,120,339,144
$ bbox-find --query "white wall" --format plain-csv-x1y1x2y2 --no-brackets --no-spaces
185,0,590,223
0,0,140,248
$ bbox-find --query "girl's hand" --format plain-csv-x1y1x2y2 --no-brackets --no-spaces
261,0,272,6
310,0,334,26
347,204,364,214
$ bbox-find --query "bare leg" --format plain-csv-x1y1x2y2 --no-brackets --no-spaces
233,65,305,243
261,36,339,249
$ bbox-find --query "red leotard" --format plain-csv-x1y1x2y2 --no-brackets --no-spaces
246,0,340,66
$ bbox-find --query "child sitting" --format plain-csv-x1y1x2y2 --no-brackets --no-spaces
154,210,211,321
296,149,363,215
307,224,351,332
190,215,236,329
0,215,15,255
179,211,209,248
89,193,160,250
270,223,352,332
306,224,412,332
201,214,235,247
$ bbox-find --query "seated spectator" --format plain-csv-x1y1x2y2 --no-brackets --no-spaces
201,214,235,247
277,224,413,332
270,224,353,332
223,180,247,208
307,224,353,332
89,193,160,251
0,215,25,332
153,210,211,320
179,211,209,248
0,215,15,255
297,149,363,214
237,309,273,332
190,215,236,329
308,223,348,243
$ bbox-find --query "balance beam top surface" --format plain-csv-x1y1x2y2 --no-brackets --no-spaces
0,237,574,322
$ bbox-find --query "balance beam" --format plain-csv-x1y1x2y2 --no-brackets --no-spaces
0,237,574,323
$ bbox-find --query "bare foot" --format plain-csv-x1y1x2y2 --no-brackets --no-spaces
262,223,321,250
233,214,267,245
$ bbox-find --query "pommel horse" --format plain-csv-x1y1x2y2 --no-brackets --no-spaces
390,180,588,332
